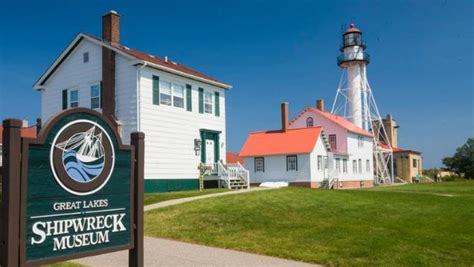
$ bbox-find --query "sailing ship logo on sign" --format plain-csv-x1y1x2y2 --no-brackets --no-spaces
50,120,115,195
56,126,105,183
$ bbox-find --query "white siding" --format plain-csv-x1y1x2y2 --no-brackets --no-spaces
41,40,102,122
115,54,138,144
244,154,311,183
139,67,226,180
309,137,329,182
345,133,374,181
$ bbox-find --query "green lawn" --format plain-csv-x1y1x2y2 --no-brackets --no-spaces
144,188,228,206
145,181,474,266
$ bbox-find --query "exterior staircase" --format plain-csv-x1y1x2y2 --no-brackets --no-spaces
204,162,250,190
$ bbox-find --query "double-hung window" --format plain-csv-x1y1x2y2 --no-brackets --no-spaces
336,158,341,173
254,157,265,172
317,155,322,171
159,81,172,106
204,92,213,114
173,84,185,108
358,136,364,147
329,134,337,150
353,160,357,174
287,155,298,171
366,159,370,172
90,84,101,109
343,159,348,173
358,159,362,174
412,159,417,168
69,90,79,108
306,117,314,127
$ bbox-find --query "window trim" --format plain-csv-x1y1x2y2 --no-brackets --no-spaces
159,79,186,108
353,159,357,174
204,91,213,114
69,89,79,108
358,135,364,147
317,155,322,171
358,159,362,174
90,83,101,109
306,117,314,127
254,157,265,172
286,155,298,171
329,134,337,150
343,159,348,173
366,159,370,172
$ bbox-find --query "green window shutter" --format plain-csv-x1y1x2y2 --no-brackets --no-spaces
186,84,192,111
62,89,68,110
214,92,220,117
152,75,160,105
198,87,204,114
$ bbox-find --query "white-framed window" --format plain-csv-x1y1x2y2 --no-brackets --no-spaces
343,159,348,173
255,157,264,172
90,84,101,109
204,92,213,114
366,159,370,172
336,158,341,173
353,159,357,173
287,155,298,171
323,156,328,169
317,155,322,171
173,84,185,108
159,81,172,106
69,90,79,108
358,159,362,174
358,136,364,147
306,117,314,127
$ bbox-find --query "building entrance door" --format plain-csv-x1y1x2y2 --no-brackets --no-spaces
205,139,215,164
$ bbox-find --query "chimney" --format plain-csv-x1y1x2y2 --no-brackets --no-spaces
102,10,120,44
102,11,119,119
316,99,324,112
281,102,289,132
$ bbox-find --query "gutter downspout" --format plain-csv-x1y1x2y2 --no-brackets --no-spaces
135,61,147,132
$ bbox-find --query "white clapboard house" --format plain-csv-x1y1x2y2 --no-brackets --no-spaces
33,11,248,192
240,101,374,189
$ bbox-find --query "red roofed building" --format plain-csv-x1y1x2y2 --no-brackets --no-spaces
240,104,330,188
32,11,235,193
288,99,375,188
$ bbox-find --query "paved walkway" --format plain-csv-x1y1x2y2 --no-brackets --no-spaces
74,237,317,266
144,187,272,211
74,187,317,266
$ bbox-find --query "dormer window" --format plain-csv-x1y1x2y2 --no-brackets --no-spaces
306,117,314,127
83,52,89,63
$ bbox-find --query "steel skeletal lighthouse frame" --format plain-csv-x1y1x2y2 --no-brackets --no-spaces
331,24,394,184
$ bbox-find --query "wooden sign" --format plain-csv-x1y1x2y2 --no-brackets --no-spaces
1,108,144,266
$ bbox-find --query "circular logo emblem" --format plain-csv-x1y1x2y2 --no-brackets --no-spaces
50,120,115,195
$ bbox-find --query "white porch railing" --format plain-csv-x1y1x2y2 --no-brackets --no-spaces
204,161,250,189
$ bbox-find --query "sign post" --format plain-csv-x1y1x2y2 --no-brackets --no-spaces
1,108,144,267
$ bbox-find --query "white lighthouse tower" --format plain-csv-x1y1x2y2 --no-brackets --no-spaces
331,24,394,184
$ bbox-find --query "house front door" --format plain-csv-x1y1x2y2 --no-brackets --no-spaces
205,139,215,164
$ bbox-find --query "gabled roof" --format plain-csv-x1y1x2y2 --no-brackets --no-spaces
34,33,231,90
0,126,37,144
290,107,372,137
239,127,325,157
226,152,244,164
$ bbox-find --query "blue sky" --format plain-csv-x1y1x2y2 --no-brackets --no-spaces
0,0,472,168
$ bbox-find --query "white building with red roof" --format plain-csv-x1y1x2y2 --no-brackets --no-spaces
33,11,238,193
240,103,331,187
289,100,374,188
240,101,374,189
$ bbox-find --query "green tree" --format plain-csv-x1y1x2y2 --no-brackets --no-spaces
442,138,474,179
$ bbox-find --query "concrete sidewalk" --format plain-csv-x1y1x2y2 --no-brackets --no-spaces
144,187,272,212
74,237,317,267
